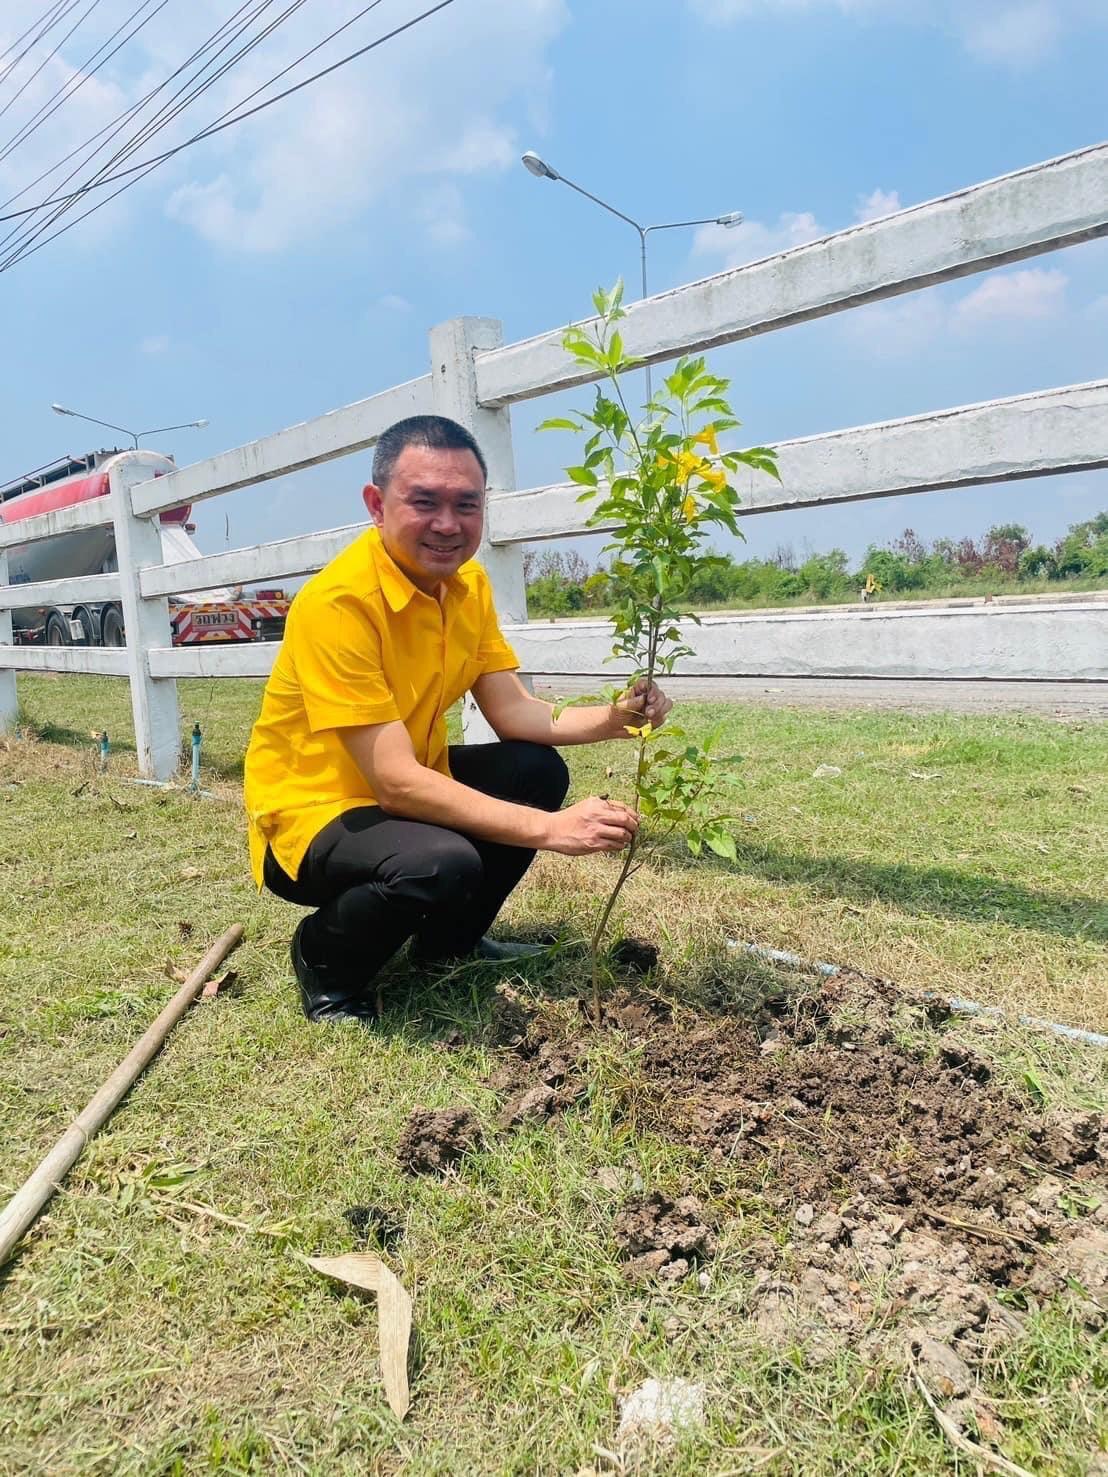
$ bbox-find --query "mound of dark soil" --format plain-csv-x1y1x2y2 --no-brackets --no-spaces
397,1106,481,1175
486,976,1108,1371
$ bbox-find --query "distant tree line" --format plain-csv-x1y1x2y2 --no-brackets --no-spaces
523,512,1108,616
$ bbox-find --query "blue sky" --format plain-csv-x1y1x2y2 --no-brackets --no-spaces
2,0,1105,569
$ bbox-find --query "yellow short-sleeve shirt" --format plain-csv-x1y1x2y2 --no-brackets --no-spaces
244,527,518,886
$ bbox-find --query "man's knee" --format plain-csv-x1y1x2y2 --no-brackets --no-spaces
386,831,484,910
510,741,570,811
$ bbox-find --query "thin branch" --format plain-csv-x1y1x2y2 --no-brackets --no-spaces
910,1366,1034,1477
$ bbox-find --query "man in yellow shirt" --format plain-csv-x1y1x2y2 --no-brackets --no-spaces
245,415,670,1024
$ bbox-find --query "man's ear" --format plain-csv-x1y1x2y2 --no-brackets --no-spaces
362,482,385,525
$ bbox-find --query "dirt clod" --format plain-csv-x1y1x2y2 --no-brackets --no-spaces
396,1106,481,1175
497,1084,557,1129
614,1191,715,1282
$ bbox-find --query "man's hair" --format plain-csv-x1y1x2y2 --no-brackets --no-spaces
371,415,488,490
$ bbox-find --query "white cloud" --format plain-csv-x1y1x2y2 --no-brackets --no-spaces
686,0,1100,65
693,208,824,269
417,183,471,250
960,2,1060,63
844,266,1069,355
162,0,568,252
1090,293,1108,316
955,267,1067,323
0,0,569,258
839,292,947,358
855,187,901,222
139,334,170,354
378,293,411,313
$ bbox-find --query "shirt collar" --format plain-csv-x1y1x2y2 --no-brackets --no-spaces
369,527,469,612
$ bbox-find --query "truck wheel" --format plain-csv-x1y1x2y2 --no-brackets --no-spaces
101,606,125,647
45,612,70,646
72,606,95,644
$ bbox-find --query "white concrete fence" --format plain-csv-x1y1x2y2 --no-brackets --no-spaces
1,143,1106,778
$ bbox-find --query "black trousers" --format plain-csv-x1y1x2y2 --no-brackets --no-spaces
263,741,570,983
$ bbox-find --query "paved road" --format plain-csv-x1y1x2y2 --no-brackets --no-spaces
530,676,1107,719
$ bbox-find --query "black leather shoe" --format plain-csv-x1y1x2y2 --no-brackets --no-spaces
411,935,550,968
291,918,378,1026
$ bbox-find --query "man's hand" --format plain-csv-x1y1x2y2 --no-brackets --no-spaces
544,797,639,855
614,678,673,734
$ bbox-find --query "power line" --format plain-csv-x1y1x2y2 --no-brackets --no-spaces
0,0,69,72
0,0,296,260
0,0,80,89
0,0,263,213
0,0,458,274
0,0,170,166
0,0,107,124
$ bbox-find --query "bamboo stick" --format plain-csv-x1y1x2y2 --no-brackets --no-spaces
0,923,244,1267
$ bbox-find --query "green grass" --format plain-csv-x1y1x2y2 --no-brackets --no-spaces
527,572,1108,620
1,675,1107,1475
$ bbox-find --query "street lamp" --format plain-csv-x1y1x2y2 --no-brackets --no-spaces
521,150,742,399
50,403,209,449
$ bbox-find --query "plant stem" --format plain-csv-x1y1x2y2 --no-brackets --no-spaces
588,597,662,1019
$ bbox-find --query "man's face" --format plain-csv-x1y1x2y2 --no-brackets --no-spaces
362,444,486,593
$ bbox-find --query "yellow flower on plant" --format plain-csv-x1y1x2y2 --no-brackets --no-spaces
674,449,701,482
682,493,698,522
699,465,727,492
694,426,720,456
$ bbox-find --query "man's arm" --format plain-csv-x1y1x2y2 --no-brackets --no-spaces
470,670,673,746
339,719,637,856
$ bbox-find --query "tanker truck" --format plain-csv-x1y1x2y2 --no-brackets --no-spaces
0,448,288,647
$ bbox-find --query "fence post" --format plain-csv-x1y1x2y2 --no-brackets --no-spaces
108,452,181,780
429,317,529,744
0,551,16,733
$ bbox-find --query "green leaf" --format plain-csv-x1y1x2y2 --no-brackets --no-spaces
537,417,581,433
567,465,599,487
704,830,738,862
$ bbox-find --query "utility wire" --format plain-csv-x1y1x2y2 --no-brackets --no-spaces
0,0,262,212
0,0,294,257
0,0,457,275
0,0,170,166
0,0,69,72
0,0,107,124
0,0,80,89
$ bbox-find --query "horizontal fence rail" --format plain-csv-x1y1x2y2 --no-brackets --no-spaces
130,376,434,519
506,603,1108,683
0,571,121,610
140,524,362,599
488,380,1108,544
0,644,128,675
475,143,1108,406
141,601,1107,684
0,495,113,552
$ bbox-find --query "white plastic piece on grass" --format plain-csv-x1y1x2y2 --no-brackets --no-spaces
812,764,842,778
618,1378,706,1445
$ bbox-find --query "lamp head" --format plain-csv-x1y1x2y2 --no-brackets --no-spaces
716,211,743,228
521,150,558,181
193,418,210,429
51,402,73,415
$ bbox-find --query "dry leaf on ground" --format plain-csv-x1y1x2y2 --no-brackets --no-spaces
303,1252,413,1419
200,969,236,1001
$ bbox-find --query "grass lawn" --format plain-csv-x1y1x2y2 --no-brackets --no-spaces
1,675,1106,1475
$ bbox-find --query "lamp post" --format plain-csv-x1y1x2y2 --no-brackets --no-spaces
50,403,209,450
521,150,741,401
